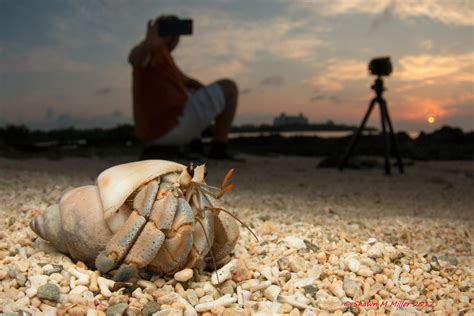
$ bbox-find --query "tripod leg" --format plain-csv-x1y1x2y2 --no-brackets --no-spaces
383,102,404,174
379,99,391,175
339,99,376,170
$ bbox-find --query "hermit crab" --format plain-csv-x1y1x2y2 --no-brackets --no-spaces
30,160,254,281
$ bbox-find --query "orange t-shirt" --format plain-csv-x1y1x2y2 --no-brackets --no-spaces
131,44,188,142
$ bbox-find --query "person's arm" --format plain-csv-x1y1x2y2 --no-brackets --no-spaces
181,71,204,91
128,41,156,68
128,19,165,68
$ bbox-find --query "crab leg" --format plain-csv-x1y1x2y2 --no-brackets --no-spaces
114,222,165,281
149,198,195,274
95,211,146,273
95,180,159,274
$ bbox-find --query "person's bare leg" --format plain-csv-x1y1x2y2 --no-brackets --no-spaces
214,79,238,142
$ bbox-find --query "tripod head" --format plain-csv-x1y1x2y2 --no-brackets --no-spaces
371,76,385,99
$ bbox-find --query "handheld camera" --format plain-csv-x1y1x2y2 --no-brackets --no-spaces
158,18,193,37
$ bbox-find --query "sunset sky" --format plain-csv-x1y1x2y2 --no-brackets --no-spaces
1,0,473,132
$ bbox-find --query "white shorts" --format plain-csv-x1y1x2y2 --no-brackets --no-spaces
152,82,225,145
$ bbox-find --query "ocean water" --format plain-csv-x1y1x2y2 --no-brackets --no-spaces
227,130,420,139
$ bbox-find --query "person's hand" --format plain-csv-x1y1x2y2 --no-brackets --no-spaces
144,18,164,49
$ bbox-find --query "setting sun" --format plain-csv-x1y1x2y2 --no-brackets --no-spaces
427,116,436,124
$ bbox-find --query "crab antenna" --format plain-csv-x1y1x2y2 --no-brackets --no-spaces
222,169,234,188
195,216,219,283
205,206,259,242
217,183,234,199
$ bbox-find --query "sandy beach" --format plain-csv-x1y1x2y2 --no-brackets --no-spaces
0,156,472,315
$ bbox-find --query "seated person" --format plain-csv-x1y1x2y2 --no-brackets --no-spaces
129,15,239,159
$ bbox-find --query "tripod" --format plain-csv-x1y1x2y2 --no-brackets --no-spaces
339,76,404,175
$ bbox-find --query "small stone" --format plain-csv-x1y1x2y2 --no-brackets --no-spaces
37,283,60,301
367,243,384,258
69,306,87,316
343,278,361,298
263,285,281,302
318,296,341,311
277,257,290,270
0,268,8,280
142,302,160,316
232,260,253,282
316,252,327,263
106,303,129,316
329,280,345,298
289,255,306,272
357,267,373,277
15,270,26,287
303,285,317,297
186,289,199,306
283,236,306,250
220,280,235,295
304,240,319,252
174,268,193,282
29,275,49,288
44,264,63,275
347,257,360,273
329,254,339,265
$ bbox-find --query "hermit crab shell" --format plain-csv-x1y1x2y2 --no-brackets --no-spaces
96,160,185,219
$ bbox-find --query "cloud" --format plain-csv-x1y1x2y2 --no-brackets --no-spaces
94,87,112,95
260,75,284,87
175,15,326,79
310,94,341,103
308,59,368,92
240,88,252,95
420,40,433,51
295,0,474,26
396,52,474,82
0,47,93,74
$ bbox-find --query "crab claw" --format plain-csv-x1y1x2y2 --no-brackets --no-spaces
209,211,239,263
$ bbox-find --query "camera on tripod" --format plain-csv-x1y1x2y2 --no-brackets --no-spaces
339,55,404,175
369,56,392,77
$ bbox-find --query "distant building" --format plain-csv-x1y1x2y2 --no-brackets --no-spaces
273,112,309,126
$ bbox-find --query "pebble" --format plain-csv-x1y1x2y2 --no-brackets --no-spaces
195,294,237,312
212,259,239,285
186,289,199,306
283,236,306,250
278,294,312,310
0,268,8,280
347,257,360,273
106,303,129,316
317,295,341,312
367,243,384,258
263,284,281,301
98,277,115,298
289,255,306,272
343,278,361,298
174,268,194,282
43,264,63,275
303,285,317,297
316,252,327,263
68,267,90,286
277,257,290,270
329,280,345,298
14,270,26,287
142,302,160,316
37,283,60,301
294,278,314,288
357,267,373,277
